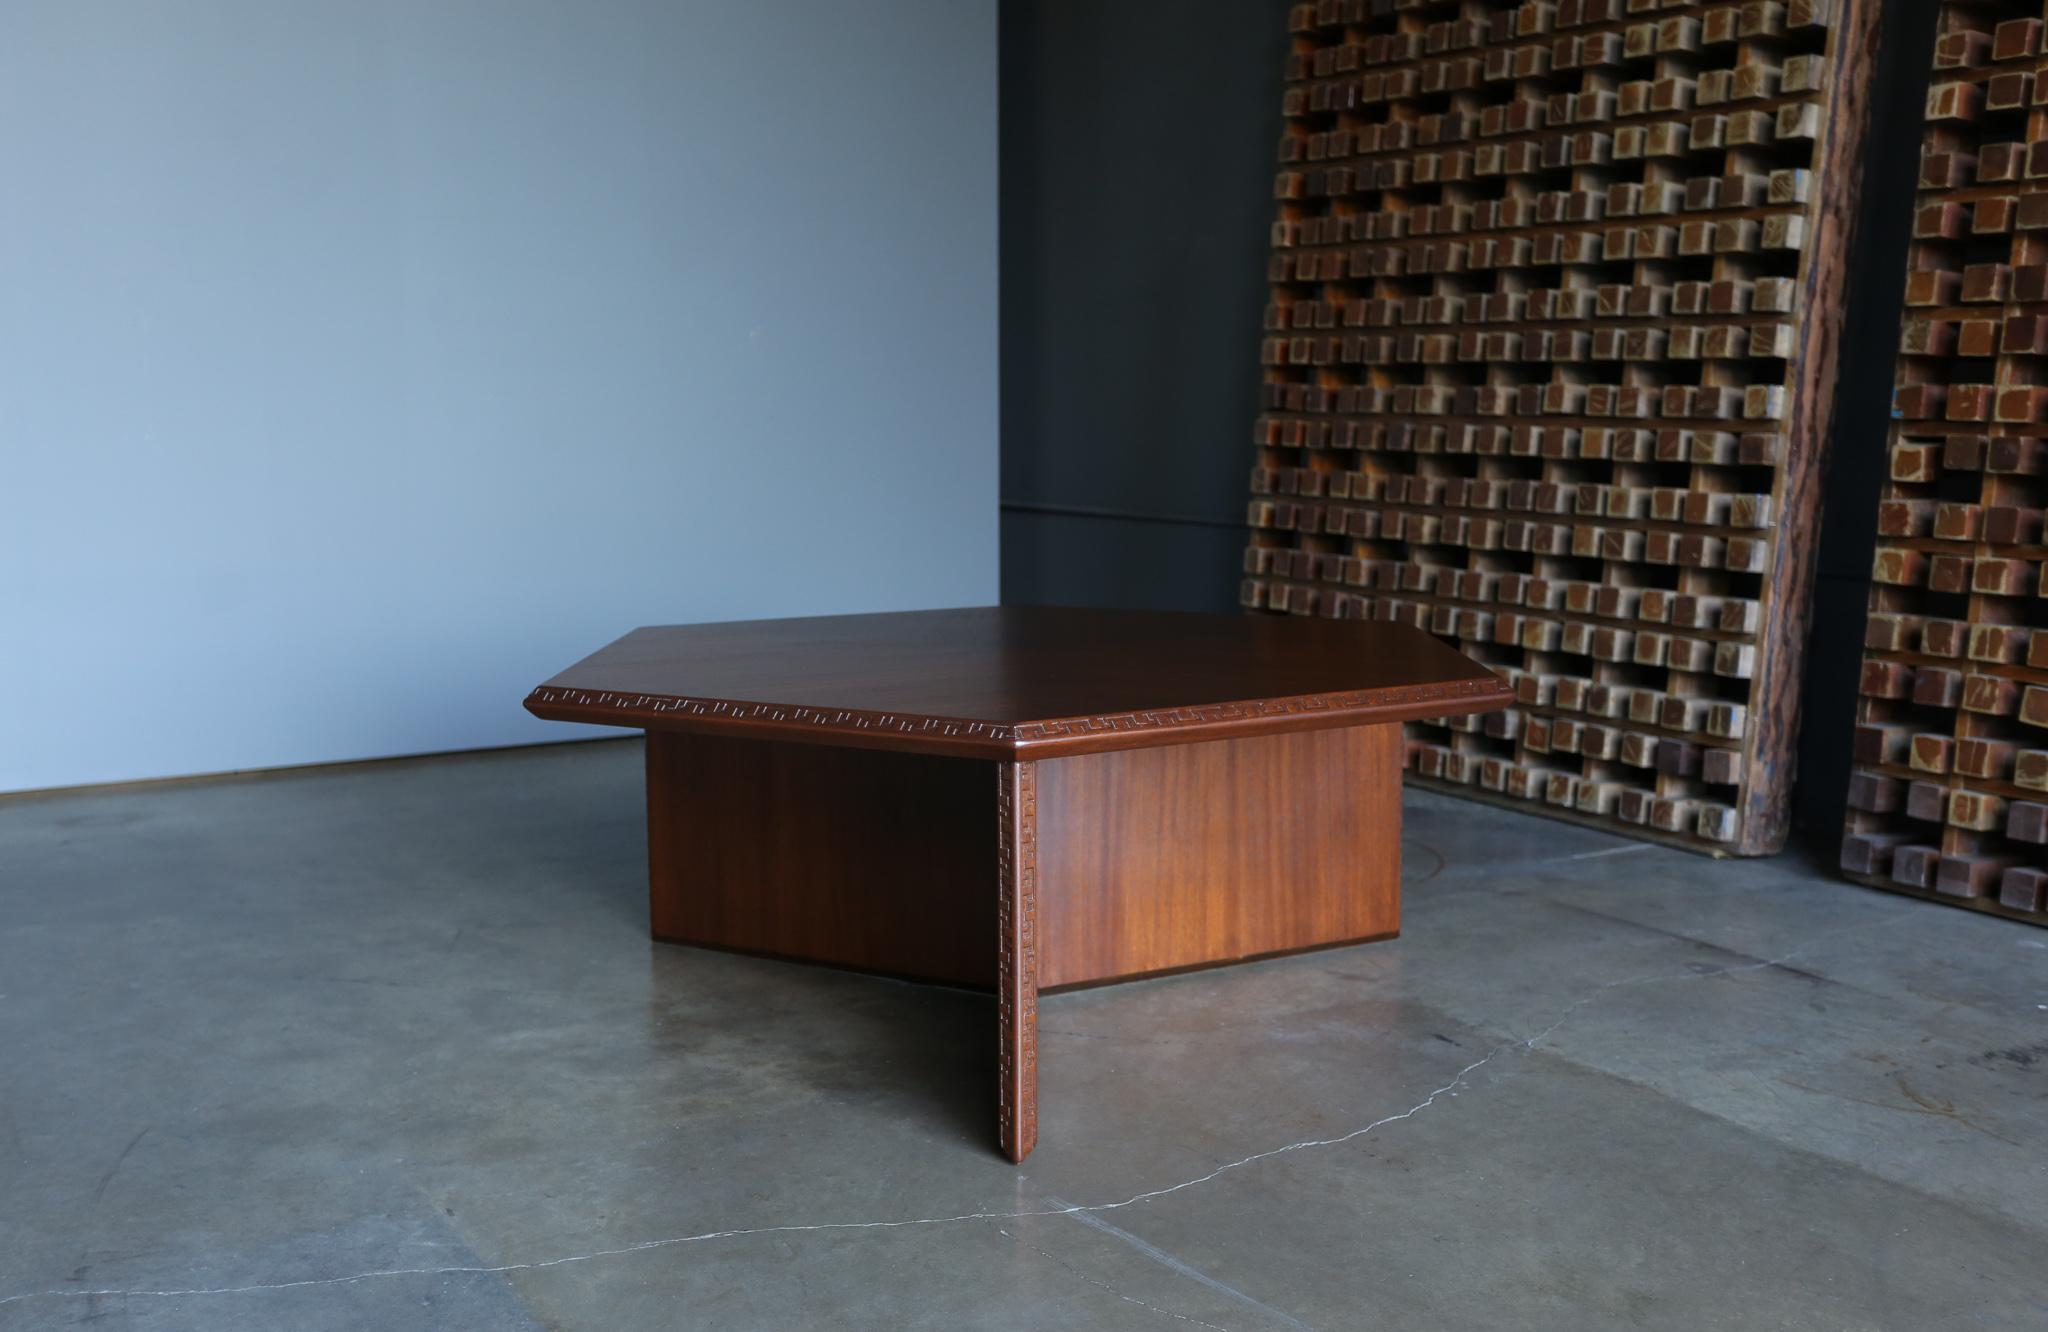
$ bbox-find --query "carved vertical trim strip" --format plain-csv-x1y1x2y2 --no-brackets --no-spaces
996,759,1039,1163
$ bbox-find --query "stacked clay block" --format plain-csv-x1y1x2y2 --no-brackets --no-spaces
1840,3,2048,923
1241,0,1878,854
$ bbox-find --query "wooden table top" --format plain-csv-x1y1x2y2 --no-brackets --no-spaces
525,606,1508,759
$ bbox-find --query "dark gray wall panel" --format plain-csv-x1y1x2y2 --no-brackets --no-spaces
1001,511,1241,614
1000,0,1285,525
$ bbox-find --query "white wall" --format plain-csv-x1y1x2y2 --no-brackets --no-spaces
0,1,997,793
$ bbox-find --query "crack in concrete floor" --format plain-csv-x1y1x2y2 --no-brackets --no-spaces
1043,1193,1319,1332
0,907,1918,1313
984,1219,1236,1332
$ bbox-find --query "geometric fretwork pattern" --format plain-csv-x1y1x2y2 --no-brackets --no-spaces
1840,4,2048,922
1242,0,1878,854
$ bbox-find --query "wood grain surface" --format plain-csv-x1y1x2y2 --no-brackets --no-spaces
643,731,996,987
1036,725,1401,988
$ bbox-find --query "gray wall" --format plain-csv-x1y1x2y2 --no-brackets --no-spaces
998,0,1284,613
0,0,997,794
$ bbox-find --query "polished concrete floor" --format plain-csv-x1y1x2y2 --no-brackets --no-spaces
1,739,2044,1331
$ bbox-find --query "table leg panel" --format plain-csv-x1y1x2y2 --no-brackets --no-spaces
996,759,1039,1164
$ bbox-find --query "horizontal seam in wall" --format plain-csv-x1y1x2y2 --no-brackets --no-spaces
1001,501,1245,532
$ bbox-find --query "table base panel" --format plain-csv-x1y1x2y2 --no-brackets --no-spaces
1035,725,1401,988
645,731,996,989
643,722,1402,1163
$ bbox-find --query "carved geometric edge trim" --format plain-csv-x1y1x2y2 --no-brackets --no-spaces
996,759,1038,1164
526,674,1506,749
524,686,1017,740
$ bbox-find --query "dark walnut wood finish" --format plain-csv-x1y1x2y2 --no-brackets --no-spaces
524,606,1507,759
526,607,1506,1162
643,733,997,987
